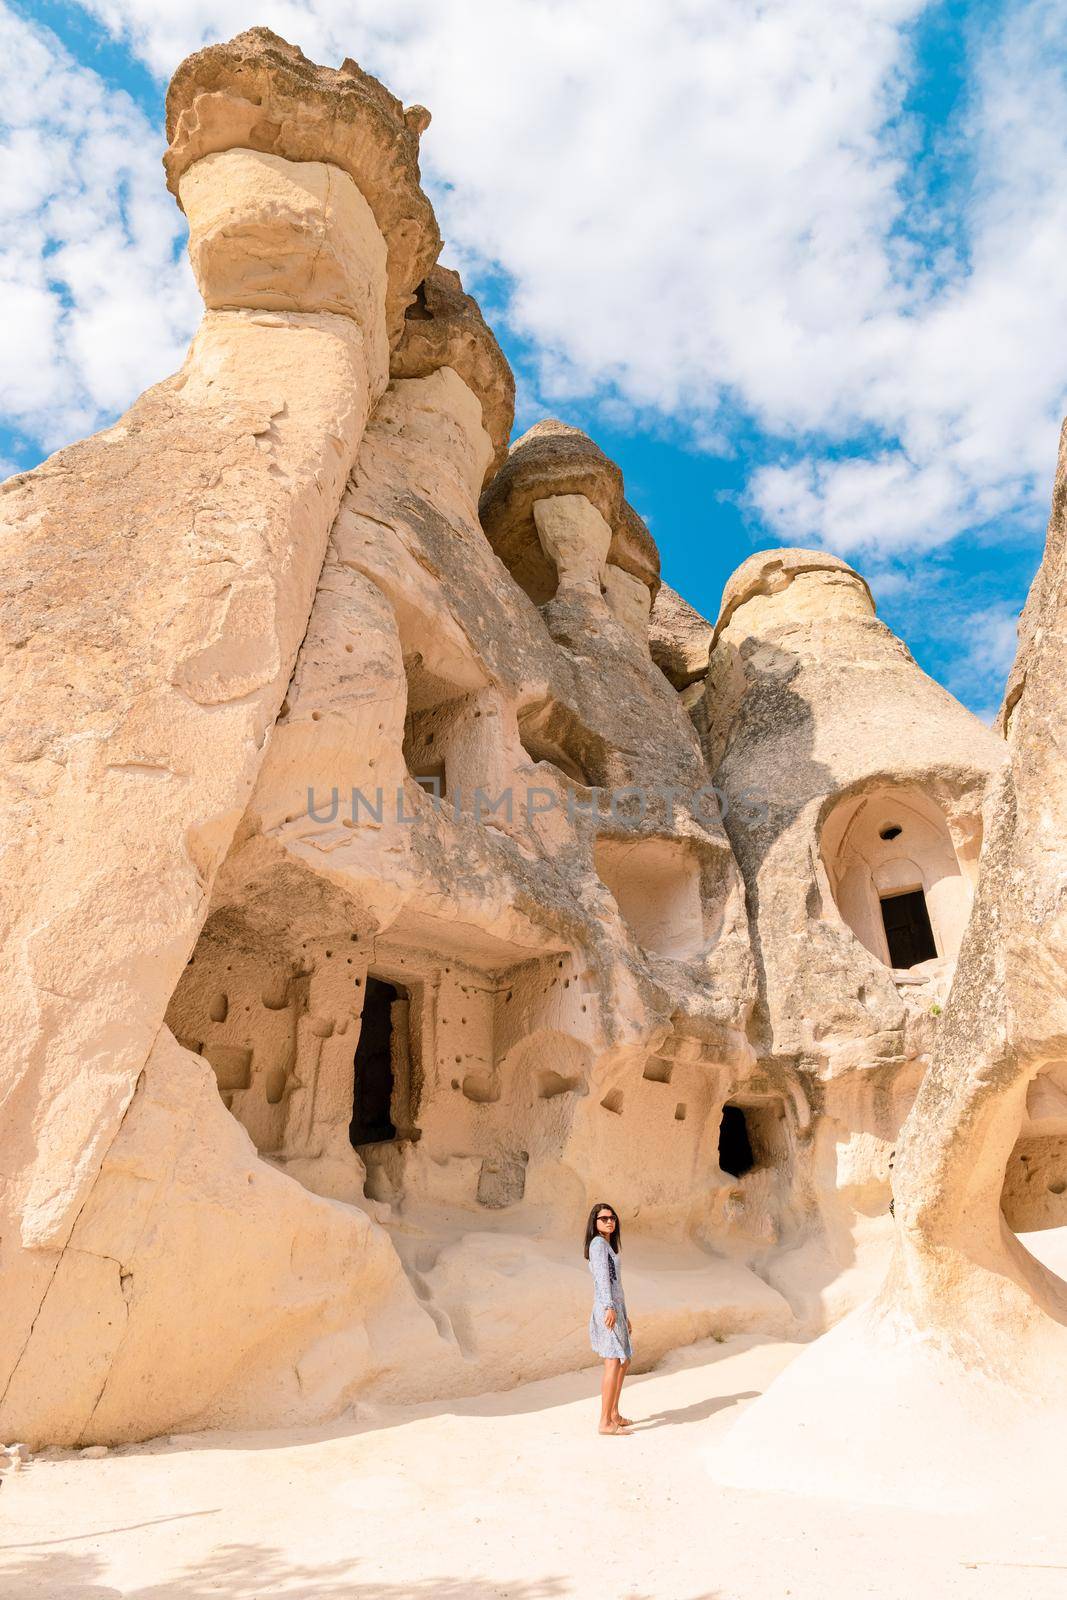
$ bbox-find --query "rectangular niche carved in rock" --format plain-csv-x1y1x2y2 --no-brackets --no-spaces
164,930,306,1156
594,836,703,960
403,703,454,797
350,976,415,1148
401,643,485,799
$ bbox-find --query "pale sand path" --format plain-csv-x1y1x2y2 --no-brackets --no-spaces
1,1334,1064,1599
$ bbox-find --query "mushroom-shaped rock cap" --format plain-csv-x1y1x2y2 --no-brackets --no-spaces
479,419,660,605
391,266,515,483
716,547,874,634
164,28,441,348
649,584,713,688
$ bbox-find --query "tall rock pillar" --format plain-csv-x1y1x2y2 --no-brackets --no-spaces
711,499,1067,1511
0,29,439,1440
705,547,1005,1068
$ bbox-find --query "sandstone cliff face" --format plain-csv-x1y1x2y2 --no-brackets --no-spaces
883,419,1067,1355
156,343,774,1420
0,25,1049,1455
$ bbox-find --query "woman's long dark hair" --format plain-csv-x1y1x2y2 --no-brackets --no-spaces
583,1201,621,1258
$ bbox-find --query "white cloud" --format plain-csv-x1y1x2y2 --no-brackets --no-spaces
5,0,1067,574
942,599,1023,722
748,2,1067,558
0,4,199,453
748,454,967,557
20,0,932,445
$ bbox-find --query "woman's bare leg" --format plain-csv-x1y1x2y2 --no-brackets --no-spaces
599,1359,623,1432
611,1359,632,1425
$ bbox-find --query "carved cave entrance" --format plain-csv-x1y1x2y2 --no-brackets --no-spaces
718,1104,755,1178
718,1100,787,1180
879,888,937,970
350,976,411,1148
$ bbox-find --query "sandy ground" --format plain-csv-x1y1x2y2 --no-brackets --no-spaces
3,1333,1065,1600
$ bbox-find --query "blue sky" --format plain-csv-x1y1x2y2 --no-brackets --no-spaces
3,0,1066,720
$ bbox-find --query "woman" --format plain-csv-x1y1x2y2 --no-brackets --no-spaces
585,1201,634,1434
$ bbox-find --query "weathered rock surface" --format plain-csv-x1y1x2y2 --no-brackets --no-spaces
165,26,441,348
480,419,660,604
390,264,515,481
649,583,713,689
699,546,1006,1328
710,445,1067,1511
174,338,762,1421
1,24,1057,1476
705,546,1004,1065
0,28,406,1446
0,30,764,1434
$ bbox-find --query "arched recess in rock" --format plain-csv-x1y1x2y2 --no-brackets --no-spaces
887,760,1067,1353
1000,1061,1067,1234
819,784,980,972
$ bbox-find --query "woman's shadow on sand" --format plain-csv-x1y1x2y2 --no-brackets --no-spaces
629,1389,759,1430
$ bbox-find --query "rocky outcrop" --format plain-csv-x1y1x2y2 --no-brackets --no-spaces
649,583,713,690
1,23,1055,1469
704,546,1004,1067
165,26,440,347
0,27,429,1448
168,364,762,1421
480,419,660,604
710,446,1067,1513
390,264,515,481
697,546,1007,1329
0,30,762,1447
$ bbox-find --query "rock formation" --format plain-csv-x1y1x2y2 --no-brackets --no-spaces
1,26,1062,1473
0,25,433,1447
710,456,1067,1510
702,547,1005,1324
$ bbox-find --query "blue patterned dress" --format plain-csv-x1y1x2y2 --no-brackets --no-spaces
588,1235,632,1360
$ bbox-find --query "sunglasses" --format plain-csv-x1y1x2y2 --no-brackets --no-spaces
597,1215,616,1224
